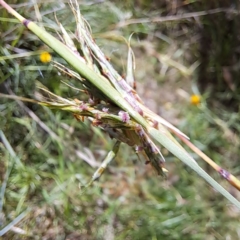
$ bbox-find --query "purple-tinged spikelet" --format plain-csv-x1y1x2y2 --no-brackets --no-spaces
88,98,95,105
95,112,101,119
79,102,88,111
102,107,109,113
219,168,230,180
118,111,130,123
152,120,158,129
135,145,144,152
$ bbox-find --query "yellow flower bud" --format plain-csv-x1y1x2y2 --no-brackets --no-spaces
190,94,201,105
40,51,52,63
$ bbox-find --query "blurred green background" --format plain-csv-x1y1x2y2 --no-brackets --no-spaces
0,0,240,239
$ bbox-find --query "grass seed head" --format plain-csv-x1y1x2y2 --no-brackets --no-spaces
118,111,130,123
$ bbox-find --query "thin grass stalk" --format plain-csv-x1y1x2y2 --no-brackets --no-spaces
85,141,121,189
176,132,240,191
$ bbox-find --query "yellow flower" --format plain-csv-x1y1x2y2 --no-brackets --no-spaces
190,94,201,105
40,51,52,63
